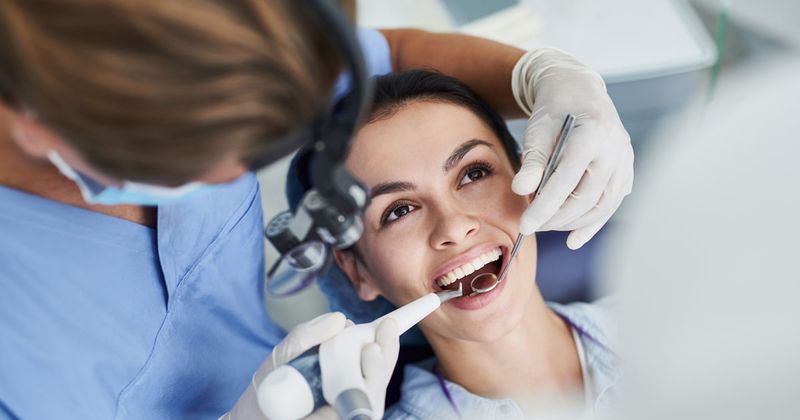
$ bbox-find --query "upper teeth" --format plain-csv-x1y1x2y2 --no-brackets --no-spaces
436,248,502,287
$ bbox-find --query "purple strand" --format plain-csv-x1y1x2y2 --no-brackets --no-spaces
559,315,617,358
433,364,463,419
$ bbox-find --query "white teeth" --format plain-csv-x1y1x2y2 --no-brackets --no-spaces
435,248,502,287
463,264,476,276
446,272,457,284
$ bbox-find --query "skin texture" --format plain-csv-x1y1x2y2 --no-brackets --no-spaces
334,101,582,406
0,106,153,226
0,106,246,227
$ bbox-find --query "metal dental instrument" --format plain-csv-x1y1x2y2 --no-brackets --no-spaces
469,114,577,296
437,283,466,302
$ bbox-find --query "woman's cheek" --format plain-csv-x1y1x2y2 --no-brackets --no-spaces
372,232,427,305
459,180,504,211
477,179,526,217
497,180,530,215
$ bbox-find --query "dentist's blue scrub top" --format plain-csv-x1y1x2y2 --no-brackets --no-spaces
0,28,391,419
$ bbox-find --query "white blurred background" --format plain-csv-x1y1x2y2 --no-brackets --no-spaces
602,54,800,419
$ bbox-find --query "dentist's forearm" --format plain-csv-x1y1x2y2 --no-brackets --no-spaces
380,29,526,118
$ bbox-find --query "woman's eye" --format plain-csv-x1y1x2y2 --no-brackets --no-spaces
459,167,488,186
385,204,417,223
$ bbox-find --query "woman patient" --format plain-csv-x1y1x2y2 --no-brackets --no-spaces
296,70,618,418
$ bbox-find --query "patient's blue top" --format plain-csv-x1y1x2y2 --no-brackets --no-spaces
0,28,391,419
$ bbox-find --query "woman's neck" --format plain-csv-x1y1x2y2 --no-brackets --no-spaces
0,106,156,227
425,292,582,402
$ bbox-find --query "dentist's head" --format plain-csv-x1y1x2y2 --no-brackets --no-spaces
0,0,349,203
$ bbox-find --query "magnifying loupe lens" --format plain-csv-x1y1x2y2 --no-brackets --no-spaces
265,240,328,297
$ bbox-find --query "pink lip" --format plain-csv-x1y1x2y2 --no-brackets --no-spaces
447,275,508,310
430,242,506,286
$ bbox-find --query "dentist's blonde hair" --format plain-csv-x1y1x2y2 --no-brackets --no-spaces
0,0,349,184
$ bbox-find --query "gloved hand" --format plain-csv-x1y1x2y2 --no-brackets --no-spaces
511,48,634,249
220,313,399,420
306,318,399,420
221,312,346,420
360,318,400,420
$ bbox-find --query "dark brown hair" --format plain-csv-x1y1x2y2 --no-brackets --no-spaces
290,69,520,214
367,69,521,170
0,0,344,184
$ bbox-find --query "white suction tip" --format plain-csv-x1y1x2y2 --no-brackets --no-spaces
437,283,463,302
257,365,315,420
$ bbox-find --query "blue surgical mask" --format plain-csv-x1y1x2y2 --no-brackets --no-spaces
47,150,217,206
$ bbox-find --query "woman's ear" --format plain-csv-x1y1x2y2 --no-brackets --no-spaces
333,248,381,301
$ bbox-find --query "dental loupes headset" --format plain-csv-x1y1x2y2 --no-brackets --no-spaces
263,0,373,298
258,2,378,419
468,114,577,296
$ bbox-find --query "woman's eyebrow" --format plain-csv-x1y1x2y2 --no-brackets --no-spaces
370,181,417,199
443,139,493,172
368,139,491,201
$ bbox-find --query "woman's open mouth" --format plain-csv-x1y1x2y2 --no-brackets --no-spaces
433,246,510,295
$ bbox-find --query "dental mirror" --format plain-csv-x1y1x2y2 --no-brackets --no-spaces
469,272,500,296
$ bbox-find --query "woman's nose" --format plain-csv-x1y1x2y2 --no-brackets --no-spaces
429,208,480,250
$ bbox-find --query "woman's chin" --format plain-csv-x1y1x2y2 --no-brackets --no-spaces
448,313,523,343
447,300,527,341
436,272,534,341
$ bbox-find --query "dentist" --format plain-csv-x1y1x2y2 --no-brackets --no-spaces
0,0,632,418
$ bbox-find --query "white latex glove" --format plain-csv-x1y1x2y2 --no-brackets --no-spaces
220,314,400,420
361,318,400,419
511,48,634,249
221,312,347,420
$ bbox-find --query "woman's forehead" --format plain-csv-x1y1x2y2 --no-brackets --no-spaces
348,101,499,180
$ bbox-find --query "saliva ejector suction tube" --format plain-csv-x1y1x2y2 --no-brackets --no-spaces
256,285,463,420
